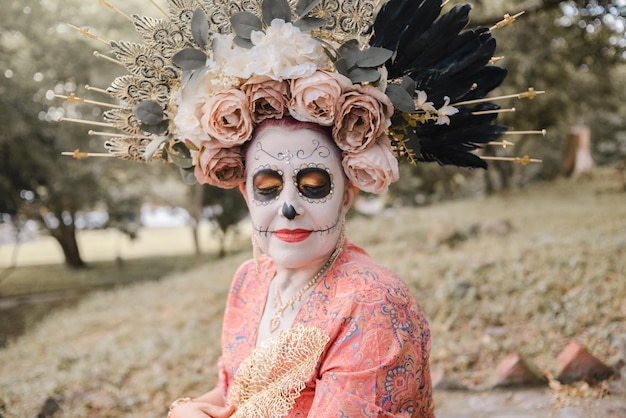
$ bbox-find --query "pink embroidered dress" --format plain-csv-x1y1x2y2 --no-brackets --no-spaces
218,241,435,417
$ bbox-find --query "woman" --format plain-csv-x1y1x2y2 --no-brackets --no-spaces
59,0,532,415
168,117,434,417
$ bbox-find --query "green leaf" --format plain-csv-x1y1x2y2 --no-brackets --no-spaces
141,120,169,135
191,8,209,49
172,48,207,70
385,84,416,113
231,11,263,39
338,39,360,69
356,47,393,68
400,76,416,94
168,143,194,169
293,17,326,32
179,166,198,185
233,35,254,49
172,141,191,158
133,100,163,125
296,0,321,16
348,67,381,84
334,58,350,77
262,0,292,25
144,136,168,162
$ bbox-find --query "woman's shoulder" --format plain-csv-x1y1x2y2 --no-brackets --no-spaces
333,241,414,302
229,256,273,296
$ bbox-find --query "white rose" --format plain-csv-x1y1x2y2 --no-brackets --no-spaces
173,102,209,149
213,33,252,79
247,19,329,80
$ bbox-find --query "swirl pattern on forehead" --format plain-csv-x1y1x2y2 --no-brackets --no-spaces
253,140,331,163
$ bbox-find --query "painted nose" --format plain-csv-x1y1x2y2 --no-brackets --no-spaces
282,202,298,220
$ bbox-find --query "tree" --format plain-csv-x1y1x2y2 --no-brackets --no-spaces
0,0,150,268
477,0,626,182
202,186,249,259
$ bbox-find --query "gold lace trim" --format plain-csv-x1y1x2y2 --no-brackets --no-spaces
227,324,330,417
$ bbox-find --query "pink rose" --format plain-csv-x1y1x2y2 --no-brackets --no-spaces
289,70,352,126
194,143,245,189
242,76,290,124
333,85,394,152
341,135,399,194
200,89,253,147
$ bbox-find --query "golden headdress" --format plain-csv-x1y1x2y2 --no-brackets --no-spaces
60,0,544,194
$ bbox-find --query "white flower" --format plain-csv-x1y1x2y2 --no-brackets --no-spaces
173,100,209,149
213,33,253,79
247,19,329,80
435,96,459,125
415,90,436,113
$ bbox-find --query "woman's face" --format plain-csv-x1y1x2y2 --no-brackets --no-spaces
242,124,353,270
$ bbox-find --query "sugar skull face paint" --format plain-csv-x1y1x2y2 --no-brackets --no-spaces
242,122,353,270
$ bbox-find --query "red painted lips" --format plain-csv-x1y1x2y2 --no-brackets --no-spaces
274,229,312,243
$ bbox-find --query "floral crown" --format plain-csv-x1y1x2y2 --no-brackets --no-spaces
60,0,545,194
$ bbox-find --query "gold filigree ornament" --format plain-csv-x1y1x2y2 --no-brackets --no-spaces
59,0,546,187
226,324,330,417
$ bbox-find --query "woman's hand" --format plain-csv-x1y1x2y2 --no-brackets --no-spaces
168,400,235,418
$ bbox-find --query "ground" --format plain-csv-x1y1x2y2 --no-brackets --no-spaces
0,166,625,416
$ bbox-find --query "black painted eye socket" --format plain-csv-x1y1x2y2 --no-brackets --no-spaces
253,169,283,202
295,167,332,200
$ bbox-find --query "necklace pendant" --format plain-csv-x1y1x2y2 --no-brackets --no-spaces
270,317,281,333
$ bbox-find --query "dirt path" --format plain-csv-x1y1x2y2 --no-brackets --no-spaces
435,388,626,417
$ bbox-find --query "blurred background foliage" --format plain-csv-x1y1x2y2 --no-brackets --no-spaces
1,0,625,266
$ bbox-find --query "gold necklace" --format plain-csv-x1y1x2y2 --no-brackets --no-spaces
269,246,342,333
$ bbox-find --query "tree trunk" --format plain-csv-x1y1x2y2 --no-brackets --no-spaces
561,125,593,177
54,222,85,268
42,211,86,269
189,183,204,265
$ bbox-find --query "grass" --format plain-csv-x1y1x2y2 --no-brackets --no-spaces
0,254,207,298
0,166,625,417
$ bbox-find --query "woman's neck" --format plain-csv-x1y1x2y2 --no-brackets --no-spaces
272,256,329,298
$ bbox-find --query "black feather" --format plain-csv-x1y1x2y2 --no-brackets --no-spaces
406,104,507,168
391,4,472,77
371,0,513,169
370,0,440,52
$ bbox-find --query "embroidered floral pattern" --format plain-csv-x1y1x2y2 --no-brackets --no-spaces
219,241,435,416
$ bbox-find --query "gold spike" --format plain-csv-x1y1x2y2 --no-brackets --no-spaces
481,155,542,165
57,117,112,128
504,129,547,136
490,11,525,31
487,140,515,148
97,0,134,22
452,88,545,107
85,85,109,94
88,130,129,138
150,0,169,17
472,107,516,116
62,149,114,159
93,51,125,67
56,93,124,109
66,24,110,46
489,56,504,65
518,87,544,100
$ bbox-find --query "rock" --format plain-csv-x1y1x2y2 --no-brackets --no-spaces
556,341,614,384
37,396,62,418
490,352,547,388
